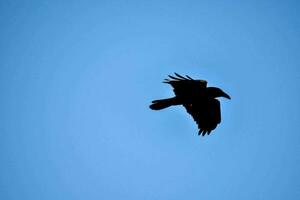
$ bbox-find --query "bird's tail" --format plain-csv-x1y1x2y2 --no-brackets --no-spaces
149,97,178,110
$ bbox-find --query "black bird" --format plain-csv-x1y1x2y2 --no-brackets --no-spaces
150,73,231,136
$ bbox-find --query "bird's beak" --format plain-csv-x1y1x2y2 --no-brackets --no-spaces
222,92,231,99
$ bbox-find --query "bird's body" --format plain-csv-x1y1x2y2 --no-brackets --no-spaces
150,73,230,136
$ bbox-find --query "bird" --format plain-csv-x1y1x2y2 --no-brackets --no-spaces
149,73,231,136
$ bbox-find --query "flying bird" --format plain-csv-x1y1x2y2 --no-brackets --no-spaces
150,73,231,136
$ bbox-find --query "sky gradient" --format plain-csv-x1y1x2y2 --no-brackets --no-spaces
1,1,300,199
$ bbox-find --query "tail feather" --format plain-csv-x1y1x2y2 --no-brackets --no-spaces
149,98,178,110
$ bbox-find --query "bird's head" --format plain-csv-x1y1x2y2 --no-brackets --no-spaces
207,87,231,99
197,80,208,88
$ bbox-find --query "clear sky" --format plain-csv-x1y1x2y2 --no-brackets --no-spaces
1,0,300,199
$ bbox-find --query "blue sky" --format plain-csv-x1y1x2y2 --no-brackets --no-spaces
1,0,300,199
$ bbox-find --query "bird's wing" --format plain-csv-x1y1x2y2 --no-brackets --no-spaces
183,99,221,136
164,73,207,98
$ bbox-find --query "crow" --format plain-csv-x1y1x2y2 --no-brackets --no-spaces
150,73,231,136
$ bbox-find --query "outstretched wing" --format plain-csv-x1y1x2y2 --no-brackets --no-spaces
184,99,221,136
164,73,207,99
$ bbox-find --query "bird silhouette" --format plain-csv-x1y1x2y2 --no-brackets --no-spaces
150,73,231,136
